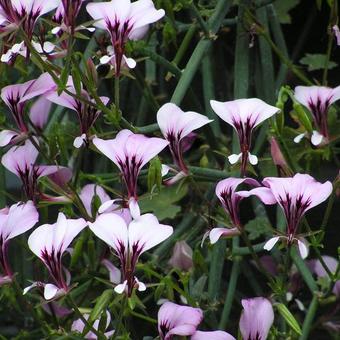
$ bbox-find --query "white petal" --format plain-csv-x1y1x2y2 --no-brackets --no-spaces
228,153,242,164
123,56,137,69
297,239,309,259
294,133,306,144
98,199,118,214
100,55,112,65
1,51,13,63
129,198,140,220
295,298,305,311
11,42,24,53
135,277,146,291
114,280,127,294
23,282,39,295
73,134,86,148
51,26,61,34
263,236,280,251
44,284,59,300
161,164,170,177
311,130,324,146
248,153,258,165
286,292,293,302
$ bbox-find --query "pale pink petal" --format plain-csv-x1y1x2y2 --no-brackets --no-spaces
128,198,140,220
246,187,277,205
0,130,19,147
157,103,212,141
1,140,38,177
239,297,274,340
88,213,128,253
128,213,173,255
79,184,111,217
102,259,121,284
2,201,39,240
30,97,52,129
209,228,240,244
158,302,203,339
191,330,236,340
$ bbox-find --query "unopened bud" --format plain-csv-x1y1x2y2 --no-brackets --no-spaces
168,241,193,271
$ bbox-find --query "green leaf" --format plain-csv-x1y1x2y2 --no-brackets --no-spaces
276,303,302,335
299,53,337,71
273,0,300,24
83,289,113,335
139,183,188,220
293,103,313,132
147,157,162,192
244,217,272,240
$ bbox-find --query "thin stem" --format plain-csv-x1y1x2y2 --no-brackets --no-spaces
114,76,120,109
66,295,106,339
218,256,241,329
299,295,318,340
113,296,127,339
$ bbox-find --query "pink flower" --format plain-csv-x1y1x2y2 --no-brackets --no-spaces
248,173,332,258
157,103,212,175
47,84,109,148
0,0,60,60
89,212,173,296
71,310,114,339
1,140,70,202
333,25,340,46
308,256,340,296
294,85,340,145
158,302,203,340
52,0,91,36
209,177,259,243
191,330,236,340
86,0,165,75
168,240,193,272
239,297,274,340
0,201,38,283
26,212,87,300
79,184,131,223
93,130,168,200
0,73,56,146
210,98,279,176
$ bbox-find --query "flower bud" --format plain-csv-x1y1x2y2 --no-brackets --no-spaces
168,241,193,271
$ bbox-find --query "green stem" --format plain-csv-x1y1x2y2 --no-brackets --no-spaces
290,247,318,293
259,29,313,85
208,239,227,300
299,295,318,340
219,255,241,329
114,76,120,109
129,310,158,324
190,3,210,36
66,295,106,339
321,189,335,231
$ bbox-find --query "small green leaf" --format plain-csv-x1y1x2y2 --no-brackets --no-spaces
293,103,313,133
147,157,162,192
139,183,188,220
84,289,113,335
244,217,272,240
273,0,300,24
299,53,337,71
276,303,302,335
